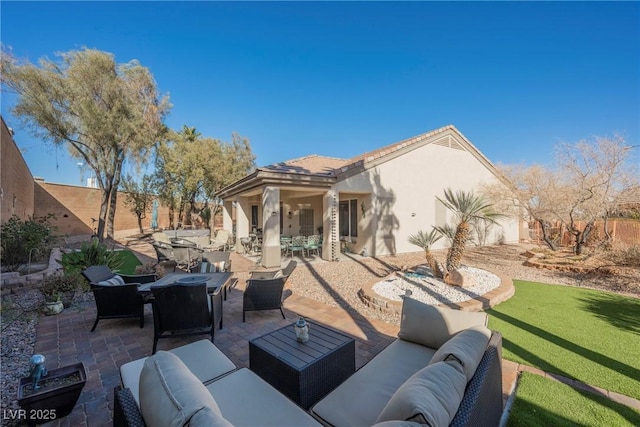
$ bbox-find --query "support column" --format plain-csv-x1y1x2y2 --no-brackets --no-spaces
222,200,233,233
235,197,250,254
261,186,281,268
322,187,338,261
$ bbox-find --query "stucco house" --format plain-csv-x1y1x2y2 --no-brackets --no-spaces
218,125,520,268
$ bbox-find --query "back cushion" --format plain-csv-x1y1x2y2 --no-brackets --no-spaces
398,298,488,349
200,261,226,273
429,326,492,381
375,360,467,426
97,275,125,287
139,351,228,427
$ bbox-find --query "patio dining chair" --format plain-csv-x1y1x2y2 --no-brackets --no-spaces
170,238,203,270
149,282,217,354
81,265,156,332
289,235,306,258
303,234,321,256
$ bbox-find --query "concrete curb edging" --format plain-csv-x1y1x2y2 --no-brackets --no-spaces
358,270,515,313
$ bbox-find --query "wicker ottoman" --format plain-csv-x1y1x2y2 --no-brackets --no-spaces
249,321,355,409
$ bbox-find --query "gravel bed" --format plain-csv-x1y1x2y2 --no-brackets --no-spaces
372,265,501,304
1,289,43,427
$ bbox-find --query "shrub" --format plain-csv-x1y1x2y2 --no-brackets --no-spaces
0,215,57,273
40,273,86,302
609,244,640,267
56,238,124,275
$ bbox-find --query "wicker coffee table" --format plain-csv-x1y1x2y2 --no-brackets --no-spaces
249,321,355,409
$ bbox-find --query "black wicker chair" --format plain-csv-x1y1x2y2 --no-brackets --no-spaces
242,277,288,322
81,265,156,332
150,282,217,354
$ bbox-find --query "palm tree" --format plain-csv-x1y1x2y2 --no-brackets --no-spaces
407,229,445,278
437,188,501,271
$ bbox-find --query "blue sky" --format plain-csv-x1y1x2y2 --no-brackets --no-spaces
2,1,639,186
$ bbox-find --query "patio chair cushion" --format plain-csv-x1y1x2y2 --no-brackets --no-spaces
97,275,125,287
199,261,226,273
120,339,237,405
428,325,491,381
398,297,488,349
375,360,467,426
139,351,231,427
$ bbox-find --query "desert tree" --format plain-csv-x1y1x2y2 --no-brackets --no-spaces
120,174,155,234
154,127,255,228
483,164,565,251
555,135,638,254
1,47,170,239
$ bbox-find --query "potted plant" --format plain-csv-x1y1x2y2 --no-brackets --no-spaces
17,358,87,426
40,273,86,313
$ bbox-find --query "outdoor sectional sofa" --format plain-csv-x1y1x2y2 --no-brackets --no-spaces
114,297,503,427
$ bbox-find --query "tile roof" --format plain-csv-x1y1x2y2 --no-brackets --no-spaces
261,125,462,177
261,154,350,176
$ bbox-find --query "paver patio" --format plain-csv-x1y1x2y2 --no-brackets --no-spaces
30,246,518,427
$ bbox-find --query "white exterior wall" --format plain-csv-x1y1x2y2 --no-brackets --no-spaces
335,140,519,256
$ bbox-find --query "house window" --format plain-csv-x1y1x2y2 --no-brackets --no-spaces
339,199,358,238
299,208,314,236
251,205,259,233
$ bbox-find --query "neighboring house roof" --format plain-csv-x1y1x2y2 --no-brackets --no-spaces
218,124,508,198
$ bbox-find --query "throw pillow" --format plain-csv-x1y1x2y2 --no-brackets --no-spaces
189,406,234,427
139,351,227,427
397,297,488,349
97,275,126,287
429,325,492,381
376,360,467,427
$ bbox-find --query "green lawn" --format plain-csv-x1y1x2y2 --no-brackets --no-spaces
112,250,143,274
488,280,640,400
508,373,640,426
488,280,640,425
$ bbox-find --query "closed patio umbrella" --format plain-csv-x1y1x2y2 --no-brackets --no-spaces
151,199,158,230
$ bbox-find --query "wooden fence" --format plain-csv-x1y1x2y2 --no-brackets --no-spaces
528,219,640,247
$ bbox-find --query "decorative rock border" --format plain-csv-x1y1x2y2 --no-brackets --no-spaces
0,248,64,296
358,270,515,314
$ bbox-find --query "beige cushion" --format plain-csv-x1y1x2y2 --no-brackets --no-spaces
120,339,236,405
310,339,436,427
429,326,492,381
376,360,467,426
398,297,488,348
139,351,227,427
206,368,322,426
371,422,425,427
189,406,234,427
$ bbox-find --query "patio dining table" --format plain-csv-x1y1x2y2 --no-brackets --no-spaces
137,272,232,296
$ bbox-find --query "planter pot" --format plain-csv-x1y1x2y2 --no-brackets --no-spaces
17,362,87,426
43,301,64,315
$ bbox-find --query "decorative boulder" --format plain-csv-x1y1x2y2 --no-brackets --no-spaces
444,269,476,288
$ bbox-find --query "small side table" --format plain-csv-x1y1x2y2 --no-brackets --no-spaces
249,321,355,409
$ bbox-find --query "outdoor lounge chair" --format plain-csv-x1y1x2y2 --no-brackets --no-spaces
242,261,296,322
150,282,217,354
242,277,287,322
205,229,231,251
81,265,156,332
